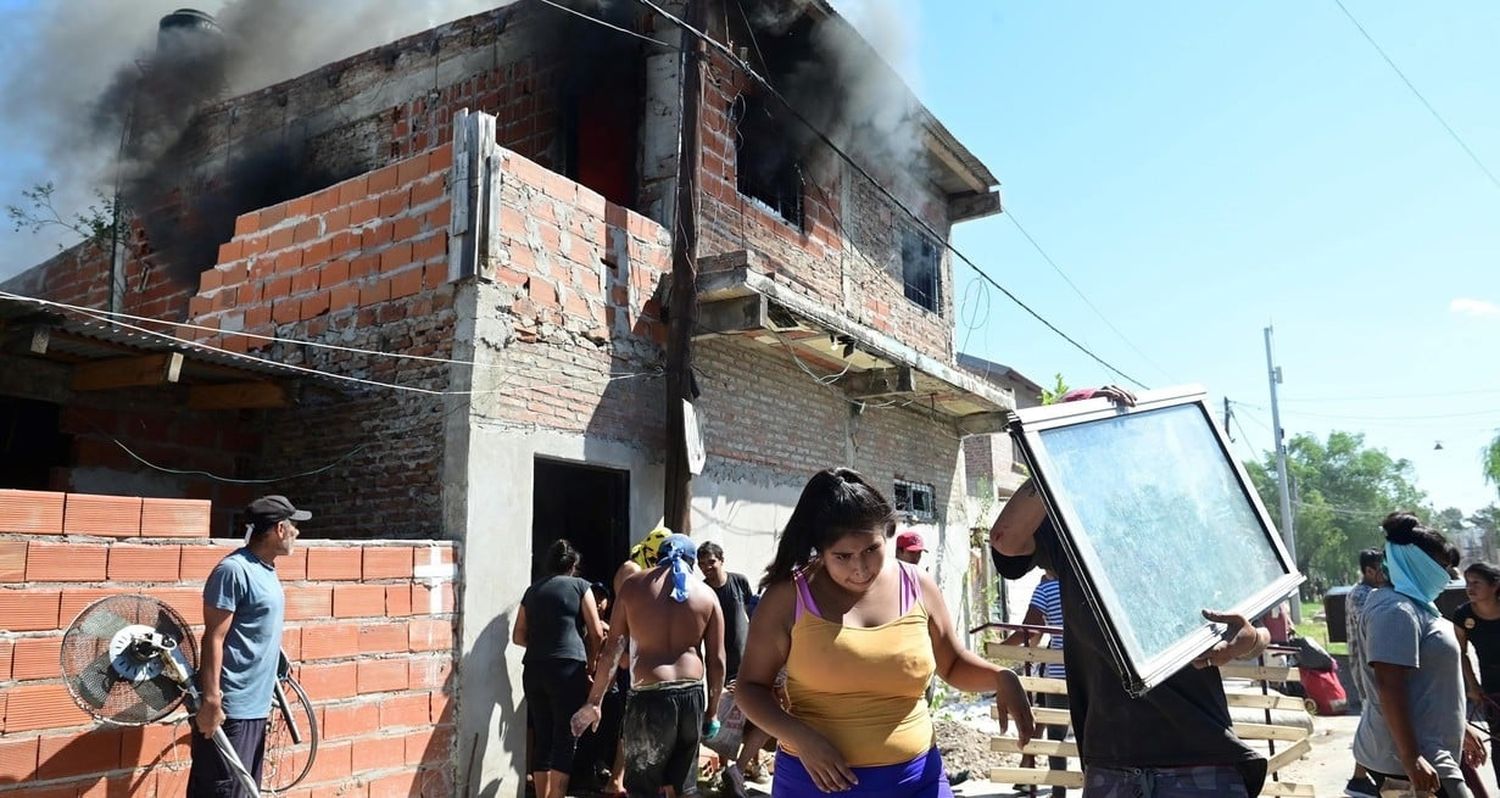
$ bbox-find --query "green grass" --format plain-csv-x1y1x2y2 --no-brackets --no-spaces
1295,600,1348,656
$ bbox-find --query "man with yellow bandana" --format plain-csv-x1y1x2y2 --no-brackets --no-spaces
597,525,674,796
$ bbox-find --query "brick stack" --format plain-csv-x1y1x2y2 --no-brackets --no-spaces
0,488,458,798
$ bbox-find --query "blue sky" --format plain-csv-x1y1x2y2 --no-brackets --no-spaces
1,2,1496,513
873,2,1500,514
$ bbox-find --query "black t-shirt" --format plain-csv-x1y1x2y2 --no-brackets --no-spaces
1451,602,1500,691
520,574,591,664
993,521,1265,783
712,573,753,681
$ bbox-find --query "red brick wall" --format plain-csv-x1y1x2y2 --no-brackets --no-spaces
182,146,457,540
476,148,672,442
0,489,459,798
695,30,958,363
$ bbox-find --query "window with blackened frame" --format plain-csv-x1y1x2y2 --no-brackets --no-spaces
901,227,941,312
733,93,805,229
893,480,936,522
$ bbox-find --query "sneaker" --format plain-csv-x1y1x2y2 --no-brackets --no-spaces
724,763,749,798
947,770,970,787
1345,777,1378,797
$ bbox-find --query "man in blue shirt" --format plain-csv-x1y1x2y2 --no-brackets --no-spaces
189,495,307,798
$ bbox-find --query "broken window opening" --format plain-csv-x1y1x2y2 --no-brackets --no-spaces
733,93,806,229
893,479,936,523
901,226,941,312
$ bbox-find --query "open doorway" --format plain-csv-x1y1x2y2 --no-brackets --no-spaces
530,458,630,587
0,396,69,490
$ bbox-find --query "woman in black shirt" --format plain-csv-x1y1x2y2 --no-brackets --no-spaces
1454,561,1500,785
514,540,605,798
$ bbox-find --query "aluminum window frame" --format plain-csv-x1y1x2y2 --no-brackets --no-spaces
1008,385,1303,696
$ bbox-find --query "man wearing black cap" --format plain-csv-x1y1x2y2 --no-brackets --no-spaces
189,495,309,798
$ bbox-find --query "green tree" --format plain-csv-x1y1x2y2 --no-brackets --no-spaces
1039,374,1071,405
1435,506,1468,537
1484,433,1500,495
1471,505,1500,562
1245,431,1431,588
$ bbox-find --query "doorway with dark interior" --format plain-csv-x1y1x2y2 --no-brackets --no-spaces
529,457,631,790
0,396,69,490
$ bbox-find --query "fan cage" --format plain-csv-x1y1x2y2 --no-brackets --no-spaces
60,594,199,726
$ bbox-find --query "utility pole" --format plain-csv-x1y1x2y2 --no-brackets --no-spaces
1264,326,1300,623
662,0,704,534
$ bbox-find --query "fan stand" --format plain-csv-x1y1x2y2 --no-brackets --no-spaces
149,636,262,797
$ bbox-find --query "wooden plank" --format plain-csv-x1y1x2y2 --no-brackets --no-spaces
1017,675,1069,695
29,326,49,355
1222,663,1300,682
71,353,183,391
1225,692,1306,712
987,645,1063,664
1261,782,1316,797
991,737,1079,758
1266,738,1312,773
188,382,288,410
989,767,1083,789
992,705,1071,727
1233,722,1309,742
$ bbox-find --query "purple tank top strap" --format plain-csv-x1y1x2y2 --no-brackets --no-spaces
897,561,923,616
793,569,820,621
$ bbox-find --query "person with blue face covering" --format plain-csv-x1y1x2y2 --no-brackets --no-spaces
1354,511,1488,797
573,534,726,798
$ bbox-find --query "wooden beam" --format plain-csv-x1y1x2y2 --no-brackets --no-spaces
1225,692,1306,712
1265,738,1312,773
842,367,915,400
1261,782,1316,797
71,353,183,391
989,767,1083,790
188,382,289,410
992,736,1079,758
694,294,767,339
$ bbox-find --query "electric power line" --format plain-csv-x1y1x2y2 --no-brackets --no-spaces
1004,210,1175,383
629,0,1150,390
1332,0,1500,192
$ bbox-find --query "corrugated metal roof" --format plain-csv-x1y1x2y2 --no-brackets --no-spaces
0,297,312,384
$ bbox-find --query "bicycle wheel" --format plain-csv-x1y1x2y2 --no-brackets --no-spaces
262,675,319,792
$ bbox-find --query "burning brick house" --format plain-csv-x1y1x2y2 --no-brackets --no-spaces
0,1,1019,793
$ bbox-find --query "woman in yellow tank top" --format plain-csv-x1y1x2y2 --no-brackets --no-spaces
736,468,1034,797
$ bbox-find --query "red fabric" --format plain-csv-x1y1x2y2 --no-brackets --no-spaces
1061,388,1101,403
1298,663,1348,715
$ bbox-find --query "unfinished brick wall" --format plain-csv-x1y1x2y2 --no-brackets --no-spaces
694,335,960,504
0,488,458,798
471,148,672,442
183,146,457,540
695,38,958,364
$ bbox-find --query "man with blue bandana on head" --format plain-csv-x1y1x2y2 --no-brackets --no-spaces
576,534,726,798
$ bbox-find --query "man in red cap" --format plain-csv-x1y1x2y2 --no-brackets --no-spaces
895,530,927,567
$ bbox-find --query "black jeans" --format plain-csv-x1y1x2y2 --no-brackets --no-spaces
524,658,590,773
1041,692,1070,798
187,717,267,798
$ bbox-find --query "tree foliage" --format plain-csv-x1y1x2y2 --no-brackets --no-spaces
1244,430,1430,588
1485,433,1500,495
1039,374,1071,406
5,182,119,249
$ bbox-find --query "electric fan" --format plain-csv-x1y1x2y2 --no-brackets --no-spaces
60,594,260,796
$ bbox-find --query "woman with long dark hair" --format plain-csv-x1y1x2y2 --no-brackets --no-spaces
734,468,1033,798
1454,561,1500,785
1354,512,1486,796
513,540,605,798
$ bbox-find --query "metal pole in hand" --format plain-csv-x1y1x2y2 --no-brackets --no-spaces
163,651,261,796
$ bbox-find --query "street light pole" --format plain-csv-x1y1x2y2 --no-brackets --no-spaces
1265,325,1301,623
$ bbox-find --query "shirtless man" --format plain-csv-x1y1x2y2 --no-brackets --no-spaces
597,528,671,795
574,534,726,798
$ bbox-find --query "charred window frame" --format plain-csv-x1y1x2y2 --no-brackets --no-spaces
893,479,936,523
901,226,941,312
732,93,805,229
